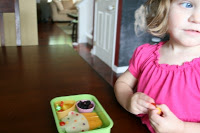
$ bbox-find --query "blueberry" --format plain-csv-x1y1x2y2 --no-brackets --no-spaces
83,101,87,105
86,101,91,105
83,105,87,109
88,104,94,108
78,102,82,107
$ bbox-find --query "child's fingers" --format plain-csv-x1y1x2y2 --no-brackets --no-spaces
137,94,155,108
137,99,152,109
132,101,149,114
149,118,158,129
148,103,156,110
149,109,164,124
149,110,159,123
138,106,149,114
139,93,155,103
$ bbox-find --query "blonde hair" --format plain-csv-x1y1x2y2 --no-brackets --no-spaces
145,0,171,37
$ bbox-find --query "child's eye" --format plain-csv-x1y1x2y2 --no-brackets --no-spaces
181,2,193,8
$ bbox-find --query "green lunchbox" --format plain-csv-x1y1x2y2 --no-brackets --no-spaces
50,94,114,133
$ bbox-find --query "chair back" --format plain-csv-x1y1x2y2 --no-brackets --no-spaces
0,0,21,46
0,0,15,12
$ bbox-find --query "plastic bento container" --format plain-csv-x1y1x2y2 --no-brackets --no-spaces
50,94,114,133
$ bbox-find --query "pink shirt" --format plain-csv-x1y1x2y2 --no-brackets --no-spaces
128,42,200,133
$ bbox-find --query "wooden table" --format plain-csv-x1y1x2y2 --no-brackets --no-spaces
0,45,149,133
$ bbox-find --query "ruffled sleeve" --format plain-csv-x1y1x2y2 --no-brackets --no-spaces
128,43,152,78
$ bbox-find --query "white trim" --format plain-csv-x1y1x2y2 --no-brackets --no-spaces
111,0,119,69
90,45,96,55
86,32,93,39
76,0,94,43
112,65,128,74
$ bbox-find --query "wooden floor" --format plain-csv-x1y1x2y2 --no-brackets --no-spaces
38,22,120,86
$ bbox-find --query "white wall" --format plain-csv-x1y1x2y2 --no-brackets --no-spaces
76,0,94,44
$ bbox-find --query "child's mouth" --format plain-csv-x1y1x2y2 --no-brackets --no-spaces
184,29,200,35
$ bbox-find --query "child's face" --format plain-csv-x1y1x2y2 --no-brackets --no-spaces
167,0,200,47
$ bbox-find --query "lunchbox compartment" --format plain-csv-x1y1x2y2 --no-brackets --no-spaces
50,94,114,133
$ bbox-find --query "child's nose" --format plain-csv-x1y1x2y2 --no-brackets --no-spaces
189,9,200,24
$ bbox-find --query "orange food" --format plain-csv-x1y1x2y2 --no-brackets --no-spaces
54,100,76,119
151,103,163,116
156,107,162,115
61,104,73,111
81,112,103,130
151,103,156,107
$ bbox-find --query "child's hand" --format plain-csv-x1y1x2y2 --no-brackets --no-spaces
129,92,156,115
148,104,184,133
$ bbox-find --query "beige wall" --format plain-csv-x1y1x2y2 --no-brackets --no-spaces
1,0,38,46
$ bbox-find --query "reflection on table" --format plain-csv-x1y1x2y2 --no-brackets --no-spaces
0,45,149,133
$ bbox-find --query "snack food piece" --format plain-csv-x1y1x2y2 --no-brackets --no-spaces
81,112,103,130
60,111,103,132
151,103,163,115
156,107,162,115
54,100,76,119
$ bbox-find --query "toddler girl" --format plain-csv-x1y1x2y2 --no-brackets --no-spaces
114,0,200,132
